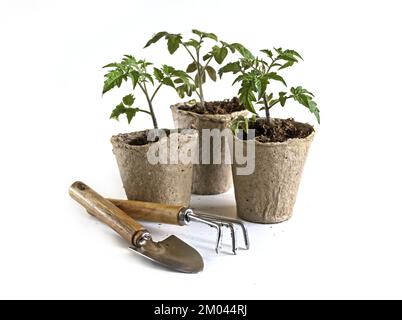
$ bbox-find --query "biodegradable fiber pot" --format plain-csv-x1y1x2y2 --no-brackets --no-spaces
111,129,198,206
231,121,315,223
171,103,248,195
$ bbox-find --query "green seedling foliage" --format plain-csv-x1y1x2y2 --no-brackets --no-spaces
144,30,254,107
219,48,320,132
103,55,190,128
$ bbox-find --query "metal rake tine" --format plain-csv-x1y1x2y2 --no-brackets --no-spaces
195,215,238,255
188,213,223,254
195,212,250,250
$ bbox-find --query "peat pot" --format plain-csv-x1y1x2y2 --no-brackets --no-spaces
111,129,198,206
231,121,315,223
171,103,248,195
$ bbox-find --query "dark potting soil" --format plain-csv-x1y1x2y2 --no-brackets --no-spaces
127,130,171,146
243,118,314,143
178,97,245,115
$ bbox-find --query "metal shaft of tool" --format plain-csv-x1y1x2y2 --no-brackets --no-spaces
184,209,250,255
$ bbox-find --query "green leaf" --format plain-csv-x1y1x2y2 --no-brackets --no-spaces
125,108,138,124
122,94,135,106
267,72,287,86
203,53,212,61
260,49,273,58
308,100,320,123
290,86,320,123
184,39,200,49
205,66,217,81
218,61,241,77
285,49,303,60
143,73,154,85
110,103,125,120
257,75,268,100
162,65,175,75
192,29,218,41
186,62,198,73
161,77,175,88
166,34,182,54
110,103,139,124
278,92,287,106
238,80,257,114
230,43,254,59
212,46,228,64
103,68,126,94
153,68,164,81
103,62,120,68
144,31,168,48
128,71,139,89
194,72,206,86
278,52,298,63
278,61,294,70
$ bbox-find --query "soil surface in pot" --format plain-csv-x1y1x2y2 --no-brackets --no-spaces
126,130,171,146
178,97,245,115
243,118,314,143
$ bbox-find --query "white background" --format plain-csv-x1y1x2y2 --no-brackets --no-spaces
1,0,401,300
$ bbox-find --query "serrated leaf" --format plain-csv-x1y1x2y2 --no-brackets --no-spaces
110,103,126,120
143,73,154,85
267,72,287,86
103,69,126,94
186,62,198,73
153,68,164,81
103,62,120,68
232,74,243,85
122,94,135,106
144,31,168,48
125,108,138,124
174,78,184,84
205,66,217,81
128,71,139,89
238,80,257,114
278,53,298,63
161,77,175,88
167,34,182,54
286,49,303,60
278,61,294,70
260,49,273,58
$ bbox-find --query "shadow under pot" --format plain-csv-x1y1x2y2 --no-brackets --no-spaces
171,102,248,195
111,128,198,206
230,118,315,223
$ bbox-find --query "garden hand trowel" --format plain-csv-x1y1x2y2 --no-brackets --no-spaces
69,181,203,273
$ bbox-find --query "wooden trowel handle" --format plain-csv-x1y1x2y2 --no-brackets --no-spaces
69,182,146,246
108,199,186,226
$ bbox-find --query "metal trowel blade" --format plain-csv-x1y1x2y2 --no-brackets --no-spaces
130,235,204,273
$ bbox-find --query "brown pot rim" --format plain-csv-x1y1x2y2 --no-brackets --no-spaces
170,102,248,124
232,119,315,147
111,128,198,150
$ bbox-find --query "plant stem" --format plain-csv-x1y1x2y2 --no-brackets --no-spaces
139,83,158,129
196,49,205,107
150,83,163,102
263,94,270,124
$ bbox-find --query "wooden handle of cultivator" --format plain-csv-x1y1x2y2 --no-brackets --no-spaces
69,181,146,246
108,199,186,226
